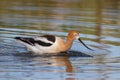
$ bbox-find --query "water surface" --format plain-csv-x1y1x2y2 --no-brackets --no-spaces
0,0,120,80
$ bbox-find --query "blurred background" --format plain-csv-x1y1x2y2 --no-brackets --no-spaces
0,0,120,80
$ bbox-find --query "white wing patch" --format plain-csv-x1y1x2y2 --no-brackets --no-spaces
34,37,54,44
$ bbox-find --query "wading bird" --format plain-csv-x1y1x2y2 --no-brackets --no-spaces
15,30,93,54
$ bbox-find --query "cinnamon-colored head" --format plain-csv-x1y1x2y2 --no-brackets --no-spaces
67,30,80,41
67,30,93,51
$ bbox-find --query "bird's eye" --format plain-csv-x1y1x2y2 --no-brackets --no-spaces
74,33,78,36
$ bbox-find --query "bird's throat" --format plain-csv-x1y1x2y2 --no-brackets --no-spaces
64,38,74,51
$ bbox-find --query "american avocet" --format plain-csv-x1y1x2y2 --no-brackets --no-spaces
15,30,93,54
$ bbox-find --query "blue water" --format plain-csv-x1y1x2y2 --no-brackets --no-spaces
0,0,120,80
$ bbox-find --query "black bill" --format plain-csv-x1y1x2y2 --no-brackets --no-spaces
78,38,94,51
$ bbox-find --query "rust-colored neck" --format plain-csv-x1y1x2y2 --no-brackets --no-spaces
64,35,74,51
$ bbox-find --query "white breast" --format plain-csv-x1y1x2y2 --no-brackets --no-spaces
28,37,64,54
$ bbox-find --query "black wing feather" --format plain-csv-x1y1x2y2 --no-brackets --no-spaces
41,35,55,43
15,37,52,46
